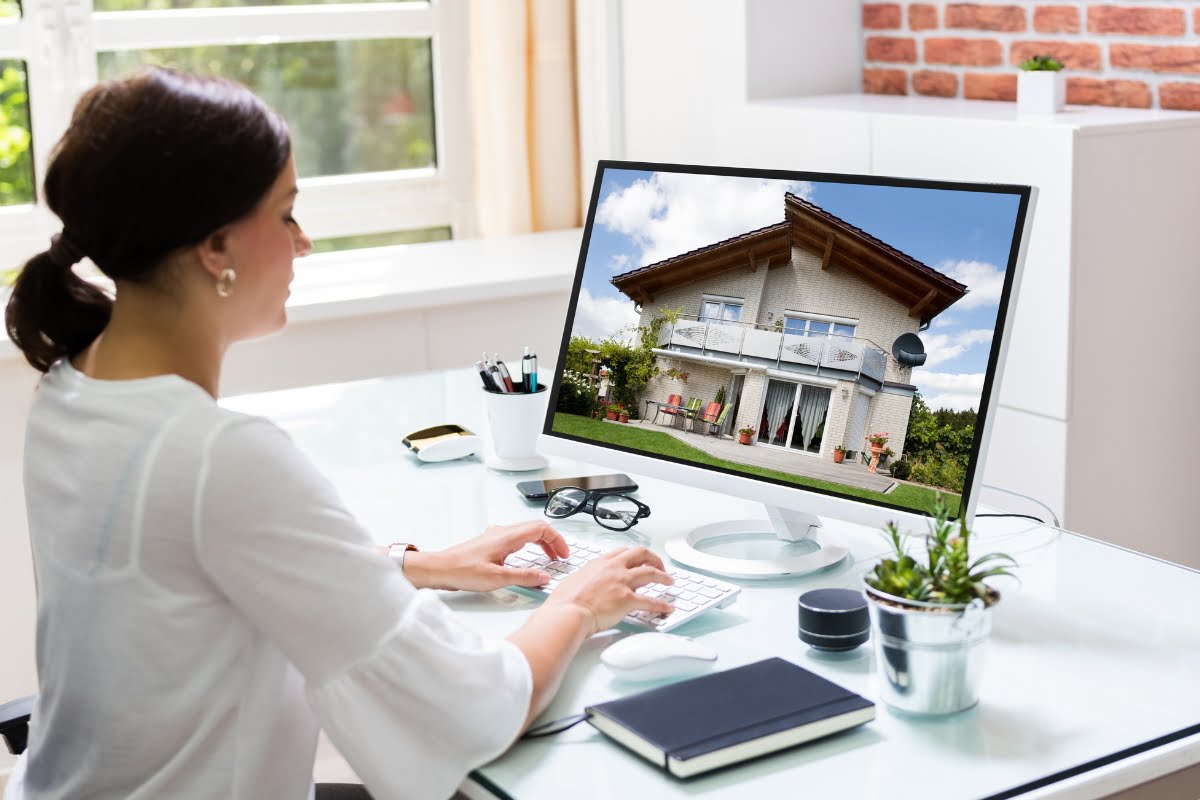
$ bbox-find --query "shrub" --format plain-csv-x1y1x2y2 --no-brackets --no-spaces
889,459,912,481
907,456,964,492
555,370,598,416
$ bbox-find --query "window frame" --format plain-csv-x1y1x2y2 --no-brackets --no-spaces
0,0,474,270
700,294,743,325
782,311,858,339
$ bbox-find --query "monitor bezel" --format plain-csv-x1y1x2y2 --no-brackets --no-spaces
540,159,1036,525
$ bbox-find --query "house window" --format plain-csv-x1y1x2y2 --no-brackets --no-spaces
701,297,742,325
783,314,856,339
0,0,470,270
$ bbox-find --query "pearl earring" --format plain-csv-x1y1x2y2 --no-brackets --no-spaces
216,268,236,298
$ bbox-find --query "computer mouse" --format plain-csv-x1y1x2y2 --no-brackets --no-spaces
600,633,718,681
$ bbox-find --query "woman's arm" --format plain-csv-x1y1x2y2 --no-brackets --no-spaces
398,520,570,592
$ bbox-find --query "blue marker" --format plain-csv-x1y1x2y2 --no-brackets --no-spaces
521,346,537,393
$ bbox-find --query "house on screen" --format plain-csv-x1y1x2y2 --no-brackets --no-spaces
611,192,967,463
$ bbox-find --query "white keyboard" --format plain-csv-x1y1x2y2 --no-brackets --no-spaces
503,537,740,633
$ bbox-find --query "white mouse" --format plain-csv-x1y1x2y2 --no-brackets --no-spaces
600,633,718,681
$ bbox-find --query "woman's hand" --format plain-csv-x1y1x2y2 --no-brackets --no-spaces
402,520,570,592
545,547,674,635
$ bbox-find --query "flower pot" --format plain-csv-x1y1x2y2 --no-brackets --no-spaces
618,413,629,423
862,577,998,715
606,410,617,421
869,444,885,454
1017,70,1065,115
738,432,753,445
833,450,845,464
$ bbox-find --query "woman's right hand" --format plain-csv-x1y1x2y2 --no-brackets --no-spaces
545,546,675,636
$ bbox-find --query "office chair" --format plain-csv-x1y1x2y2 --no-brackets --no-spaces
1,694,33,755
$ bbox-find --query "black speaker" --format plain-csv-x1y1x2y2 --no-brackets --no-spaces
797,588,870,652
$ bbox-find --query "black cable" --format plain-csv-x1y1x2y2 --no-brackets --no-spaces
521,712,589,739
976,512,1045,524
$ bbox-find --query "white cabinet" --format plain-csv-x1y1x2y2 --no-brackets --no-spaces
625,93,1200,566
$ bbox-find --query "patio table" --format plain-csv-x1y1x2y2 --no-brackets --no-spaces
641,400,691,428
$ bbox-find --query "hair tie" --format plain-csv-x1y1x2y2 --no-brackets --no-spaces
47,232,85,269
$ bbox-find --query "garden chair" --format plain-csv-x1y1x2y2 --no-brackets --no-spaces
652,393,683,426
693,401,721,434
674,397,702,431
706,404,731,436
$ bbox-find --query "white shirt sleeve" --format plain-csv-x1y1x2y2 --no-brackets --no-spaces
193,417,531,800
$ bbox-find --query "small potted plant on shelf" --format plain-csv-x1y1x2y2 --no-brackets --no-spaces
1017,54,1065,115
863,495,1017,715
737,426,755,445
617,404,630,423
833,445,847,464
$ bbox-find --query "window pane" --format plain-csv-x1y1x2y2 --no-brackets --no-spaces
309,225,450,255
721,304,741,322
807,320,831,336
833,323,856,338
0,61,33,206
97,38,435,177
701,301,720,321
96,0,415,7
783,317,805,336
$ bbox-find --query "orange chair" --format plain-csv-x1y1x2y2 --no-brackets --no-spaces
694,401,721,433
660,393,683,423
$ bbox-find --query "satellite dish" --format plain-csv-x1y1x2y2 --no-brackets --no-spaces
892,333,927,367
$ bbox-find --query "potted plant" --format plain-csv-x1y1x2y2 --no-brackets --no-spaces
737,426,755,445
1017,54,1065,115
602,400,617,421
833,445,847,464
863,495,1017,715
878,447,894,468
617,404,630,423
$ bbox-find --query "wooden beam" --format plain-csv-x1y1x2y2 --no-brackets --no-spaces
821,235,834,271
909,289,938,319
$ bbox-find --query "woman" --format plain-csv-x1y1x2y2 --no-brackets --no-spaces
3,67,673,800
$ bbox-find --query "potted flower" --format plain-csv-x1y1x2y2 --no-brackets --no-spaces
833,444,847,464
617,404,630,423
602,399,617,421
878,447,894,468
737,426,755,445
1017,54,1065,115
863,495,1017,715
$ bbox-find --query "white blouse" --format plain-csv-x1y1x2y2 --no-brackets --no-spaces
4,361,531,800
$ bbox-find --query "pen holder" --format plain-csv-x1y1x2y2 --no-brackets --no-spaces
482,384,549,471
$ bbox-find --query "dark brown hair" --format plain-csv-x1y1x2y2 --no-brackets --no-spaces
4,67,291,372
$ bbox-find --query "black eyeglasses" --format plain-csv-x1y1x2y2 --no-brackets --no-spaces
544,487,651,531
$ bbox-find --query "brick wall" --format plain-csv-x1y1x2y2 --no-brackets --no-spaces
862,2,1200,110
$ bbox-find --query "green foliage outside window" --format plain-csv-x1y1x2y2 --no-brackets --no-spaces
0,62,33,207
309,226,451,255
900,393,976,492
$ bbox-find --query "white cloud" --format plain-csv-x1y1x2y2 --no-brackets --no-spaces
937,259,1005,311
916,371,985,412
920,328,993,368
930,315,957,329
571,288,640,343
609,253,632,272
597,173,814,267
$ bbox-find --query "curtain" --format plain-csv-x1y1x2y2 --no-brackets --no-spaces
468,0,581,236
797,386,831,452
761,380,794,444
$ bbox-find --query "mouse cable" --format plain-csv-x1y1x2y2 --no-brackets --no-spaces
521,712,589,739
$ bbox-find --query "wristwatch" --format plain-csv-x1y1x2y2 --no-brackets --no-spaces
387,542,419,572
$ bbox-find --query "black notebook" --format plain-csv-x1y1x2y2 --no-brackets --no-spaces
585,657,874,778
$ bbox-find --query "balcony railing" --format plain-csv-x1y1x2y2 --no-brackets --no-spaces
655,315,888,384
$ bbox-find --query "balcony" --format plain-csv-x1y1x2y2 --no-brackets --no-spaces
655,315,888,385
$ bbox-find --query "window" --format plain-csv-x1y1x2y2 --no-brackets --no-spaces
701,297,742,325
0,0,471,271
783,314,856,339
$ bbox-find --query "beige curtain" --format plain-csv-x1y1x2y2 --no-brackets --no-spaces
469,0,581,236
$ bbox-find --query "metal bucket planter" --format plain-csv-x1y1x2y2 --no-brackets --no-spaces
862,578,998,715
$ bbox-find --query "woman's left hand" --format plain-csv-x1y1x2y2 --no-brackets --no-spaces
402,520,570,592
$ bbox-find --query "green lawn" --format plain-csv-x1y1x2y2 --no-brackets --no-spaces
552,413,960,517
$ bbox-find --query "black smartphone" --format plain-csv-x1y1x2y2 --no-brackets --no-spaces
515,473,638,500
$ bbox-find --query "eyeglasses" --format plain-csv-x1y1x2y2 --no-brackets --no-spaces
543,487,651,531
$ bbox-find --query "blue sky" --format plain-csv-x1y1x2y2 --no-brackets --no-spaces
570,168,1023,411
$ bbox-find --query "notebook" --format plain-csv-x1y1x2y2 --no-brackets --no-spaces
585,657,874,778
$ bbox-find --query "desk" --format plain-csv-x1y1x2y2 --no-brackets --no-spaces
224,369,1200,800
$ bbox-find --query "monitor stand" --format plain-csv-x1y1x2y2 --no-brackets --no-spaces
663,505,849,579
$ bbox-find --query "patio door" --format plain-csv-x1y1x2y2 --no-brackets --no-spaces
727,374,744,436
757,379,831,454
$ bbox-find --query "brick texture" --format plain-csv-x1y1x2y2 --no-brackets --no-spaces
866,36,918,62
964,72,1018,100
1011,40,1103,71
863,3,902,29
1087,5,1186,37
1033,6,1081,33
945,3,1027,31
863,68,908,94
1112,44,1200,73
1066,77,1152,107
913,69,959,96
1161,82,1200,110
909,3,939,30
925,37,1004,66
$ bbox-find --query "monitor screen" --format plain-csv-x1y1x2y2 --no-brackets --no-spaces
543,161,1033,525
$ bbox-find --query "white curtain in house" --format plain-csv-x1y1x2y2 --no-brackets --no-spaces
761,380,795,444
797,385,831,451
468,0,581,236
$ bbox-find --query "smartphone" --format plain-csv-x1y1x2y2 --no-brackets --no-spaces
515,473,638,500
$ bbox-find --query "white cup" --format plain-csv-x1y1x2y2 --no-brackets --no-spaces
482,385,549,471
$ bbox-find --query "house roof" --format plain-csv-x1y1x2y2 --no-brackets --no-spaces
610,193,969,324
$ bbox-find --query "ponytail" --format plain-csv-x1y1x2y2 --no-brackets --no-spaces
4,251,112,373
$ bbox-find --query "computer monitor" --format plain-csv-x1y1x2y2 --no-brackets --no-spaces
540,161,1035,577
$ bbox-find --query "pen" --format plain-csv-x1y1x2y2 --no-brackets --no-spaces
494,353,516,392
476,360,499,391
521,346,537,393
484,352,508,393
